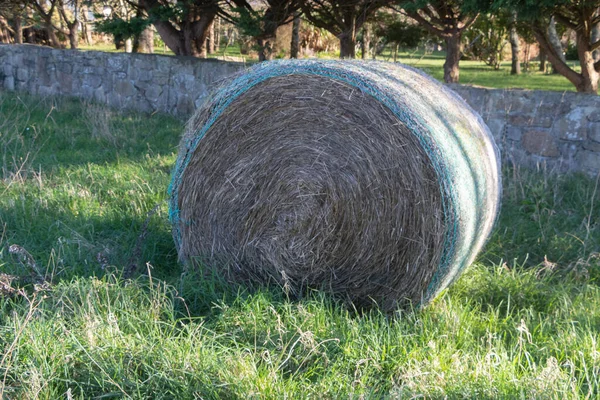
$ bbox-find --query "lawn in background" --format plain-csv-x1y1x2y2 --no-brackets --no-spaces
78,42,580,92
0,92,599,398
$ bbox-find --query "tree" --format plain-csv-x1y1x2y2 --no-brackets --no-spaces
497,0,600,93
96,0,219,56
395,0,480,83
230,0,300,61
463,13,508,70
56,0,82,49
509,11,520,74
28,0,63,48
290,10,301,57
373,14,426,62
301,0,391,58
0,1,33,44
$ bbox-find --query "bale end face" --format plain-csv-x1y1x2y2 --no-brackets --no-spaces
170,60,501,311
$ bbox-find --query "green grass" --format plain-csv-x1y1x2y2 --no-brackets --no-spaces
1,92,599,399
79,42,582,92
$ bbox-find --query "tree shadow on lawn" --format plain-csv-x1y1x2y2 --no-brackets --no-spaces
0,204,180,283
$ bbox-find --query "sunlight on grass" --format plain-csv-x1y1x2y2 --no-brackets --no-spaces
0,92,598,398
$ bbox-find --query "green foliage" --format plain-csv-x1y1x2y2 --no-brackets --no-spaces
463,13,510,69
1,92,599,398
375,19,426,48
231,6,264,39
94,16,152,40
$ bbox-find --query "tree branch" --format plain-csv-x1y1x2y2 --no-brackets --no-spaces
532,26,581,87
404,9,446,38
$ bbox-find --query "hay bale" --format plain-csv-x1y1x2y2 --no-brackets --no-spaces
169,60,501,311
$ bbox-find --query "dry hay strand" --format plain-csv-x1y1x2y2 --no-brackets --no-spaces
169,60,501,311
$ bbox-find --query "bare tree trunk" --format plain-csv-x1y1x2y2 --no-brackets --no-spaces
575,29,599,93
290,11,300,58
361,23,370,60
68,26,79,49
14,15,23,44
539,48,546,71
25,8,35,43
258,36,276,61
137,26,154,53
592,21,600,62
82,6,93,45
216,17,221,51
509,12,521,75
207,20,215,54
339,32,356,58
547,16,565,74
45,21,62,48
0,17,11,44
444,34,461,83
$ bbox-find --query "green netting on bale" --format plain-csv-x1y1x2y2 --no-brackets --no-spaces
168,60,501,307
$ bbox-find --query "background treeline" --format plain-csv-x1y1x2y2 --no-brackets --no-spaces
0,0,598,92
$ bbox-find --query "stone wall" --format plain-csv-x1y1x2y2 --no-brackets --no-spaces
1,44,599,174
0,44,245,116
450,85,600,174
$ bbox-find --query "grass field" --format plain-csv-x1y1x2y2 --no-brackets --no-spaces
1,92,600,398
78,43,581,93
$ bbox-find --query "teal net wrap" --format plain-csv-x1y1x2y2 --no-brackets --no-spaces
169,60,501,306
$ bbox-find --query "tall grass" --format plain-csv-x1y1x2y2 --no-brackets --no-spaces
0,92,598,399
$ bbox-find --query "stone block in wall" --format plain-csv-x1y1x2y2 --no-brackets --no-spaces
589,122,600,143
153,70,170,86
176,94,194,115
83,74,103,89
483,115,505,141
506,126,522,141
145,84,162,102
4,76,14,91
57,71,73,93
115,80,134,97
583,141,600,152
551,107,590,141
94,86,106,103
578,150,600,173
588,110,600,123
138,69,153,82
16,68,28,82
107,56,128,72
521,128,559,157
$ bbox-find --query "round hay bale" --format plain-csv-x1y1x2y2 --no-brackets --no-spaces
169,60,501,311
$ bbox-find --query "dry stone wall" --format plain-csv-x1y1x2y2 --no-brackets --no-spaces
1,44,599,174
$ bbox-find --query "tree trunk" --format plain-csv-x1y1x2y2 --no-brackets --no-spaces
592,21,600,62
361,23,370,60
68,25,79,49
0,18,10,44
215,17,221,51
258,36,276,61
339,32,356,59
547,17,565,74
539,48,546,71
136,26,154,53
45,21,62,48
152,21,185,55
14,15,23,44
25,8,35,43
125,38,133,53
82,6,93,45
207,20,215,54
575,29,599,94
509,13,520,75
444,34,461,83
290,11,300,59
